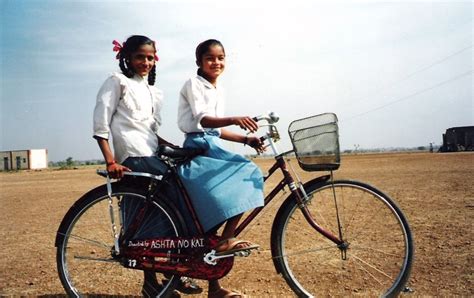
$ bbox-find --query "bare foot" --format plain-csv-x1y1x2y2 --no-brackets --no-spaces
214,238,259,255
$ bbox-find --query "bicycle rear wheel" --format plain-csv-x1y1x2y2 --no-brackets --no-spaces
272,180,413,297
55,183,183,297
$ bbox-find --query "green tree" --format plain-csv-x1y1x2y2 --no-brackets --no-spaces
66,157,74,167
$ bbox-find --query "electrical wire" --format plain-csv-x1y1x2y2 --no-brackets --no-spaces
342,69,473,122
380,44,472,90
346,44,473,109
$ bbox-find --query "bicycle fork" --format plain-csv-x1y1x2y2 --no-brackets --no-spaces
287,160,347,258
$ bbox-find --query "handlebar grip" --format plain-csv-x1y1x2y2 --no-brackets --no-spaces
253,112,279,124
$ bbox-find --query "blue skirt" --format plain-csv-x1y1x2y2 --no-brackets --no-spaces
178,131,264,232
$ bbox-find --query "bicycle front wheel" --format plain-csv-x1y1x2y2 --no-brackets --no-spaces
272,180,413,297
55,183,183,297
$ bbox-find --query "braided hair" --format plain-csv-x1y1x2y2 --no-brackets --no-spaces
117,35,157,85
195,39,225,77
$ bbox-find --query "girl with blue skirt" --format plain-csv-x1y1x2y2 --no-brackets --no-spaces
178,39,265,297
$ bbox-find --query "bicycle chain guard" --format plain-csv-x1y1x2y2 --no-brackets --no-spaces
119,235,234,280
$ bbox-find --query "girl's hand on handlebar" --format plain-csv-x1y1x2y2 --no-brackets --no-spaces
247,136,266,154
107,162,131,179
233,116,259,133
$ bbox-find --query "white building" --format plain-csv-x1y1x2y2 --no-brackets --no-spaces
1,149,48,171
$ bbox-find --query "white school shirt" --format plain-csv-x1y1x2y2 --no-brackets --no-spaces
93,72,163,163
177,75,225,133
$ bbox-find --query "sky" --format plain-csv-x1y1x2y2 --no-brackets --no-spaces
0,0,472,162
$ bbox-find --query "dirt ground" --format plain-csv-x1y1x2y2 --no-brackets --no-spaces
0,152,472,297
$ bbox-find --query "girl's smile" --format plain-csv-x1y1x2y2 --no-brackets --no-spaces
130,44,156,77
199,45,225,85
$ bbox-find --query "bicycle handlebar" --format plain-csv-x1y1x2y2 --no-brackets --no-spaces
251,111,282,155
253,111,280,124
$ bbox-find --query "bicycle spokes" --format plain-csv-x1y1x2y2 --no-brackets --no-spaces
274,180,412,296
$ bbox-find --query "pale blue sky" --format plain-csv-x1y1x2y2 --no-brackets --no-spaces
1,0,472,161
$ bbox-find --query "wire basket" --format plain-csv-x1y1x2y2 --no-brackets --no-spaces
288,113,340,171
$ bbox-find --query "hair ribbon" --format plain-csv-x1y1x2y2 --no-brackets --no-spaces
113,39,160,61
112,40,123,59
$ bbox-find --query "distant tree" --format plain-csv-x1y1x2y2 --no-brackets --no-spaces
66,157,75,167
354,144,360,154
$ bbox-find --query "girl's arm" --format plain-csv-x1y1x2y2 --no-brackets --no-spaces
95,137,131,178
202,115,264,153
201,115,259,133
220,129,265,154
93,76,131,178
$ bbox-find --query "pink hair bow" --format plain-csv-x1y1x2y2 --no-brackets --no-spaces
112,39,160,61
112,40,123,59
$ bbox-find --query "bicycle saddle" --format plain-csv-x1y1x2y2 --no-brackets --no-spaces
158,145,205,160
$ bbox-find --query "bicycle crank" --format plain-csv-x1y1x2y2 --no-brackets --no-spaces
203,249,252,265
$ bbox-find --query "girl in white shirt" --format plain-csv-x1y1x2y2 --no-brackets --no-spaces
178,39,265,298
93,35,202,297
93,35,169,177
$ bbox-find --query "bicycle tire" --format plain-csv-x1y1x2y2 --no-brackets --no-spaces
271,179,414,297
55,182,184,297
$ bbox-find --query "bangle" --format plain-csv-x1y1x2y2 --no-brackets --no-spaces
107,160,116,166
243,136,248,146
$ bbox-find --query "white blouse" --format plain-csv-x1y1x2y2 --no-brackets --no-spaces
177,75,225,133
93,72,163,163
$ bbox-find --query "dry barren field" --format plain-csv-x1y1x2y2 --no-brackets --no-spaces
0,152,472,296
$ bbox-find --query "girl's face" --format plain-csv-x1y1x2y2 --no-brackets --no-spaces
129,44,156,77
199,45,225,84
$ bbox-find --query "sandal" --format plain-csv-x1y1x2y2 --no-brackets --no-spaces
214,237,259,256
208,287,247,298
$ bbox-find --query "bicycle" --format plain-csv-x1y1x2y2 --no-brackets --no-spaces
55,112,414,297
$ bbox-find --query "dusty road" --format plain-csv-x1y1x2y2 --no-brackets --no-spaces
0,152,472,296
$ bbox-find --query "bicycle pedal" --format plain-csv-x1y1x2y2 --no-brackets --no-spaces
234,250,251,257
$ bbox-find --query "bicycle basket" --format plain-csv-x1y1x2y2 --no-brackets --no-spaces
288,113,340,171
